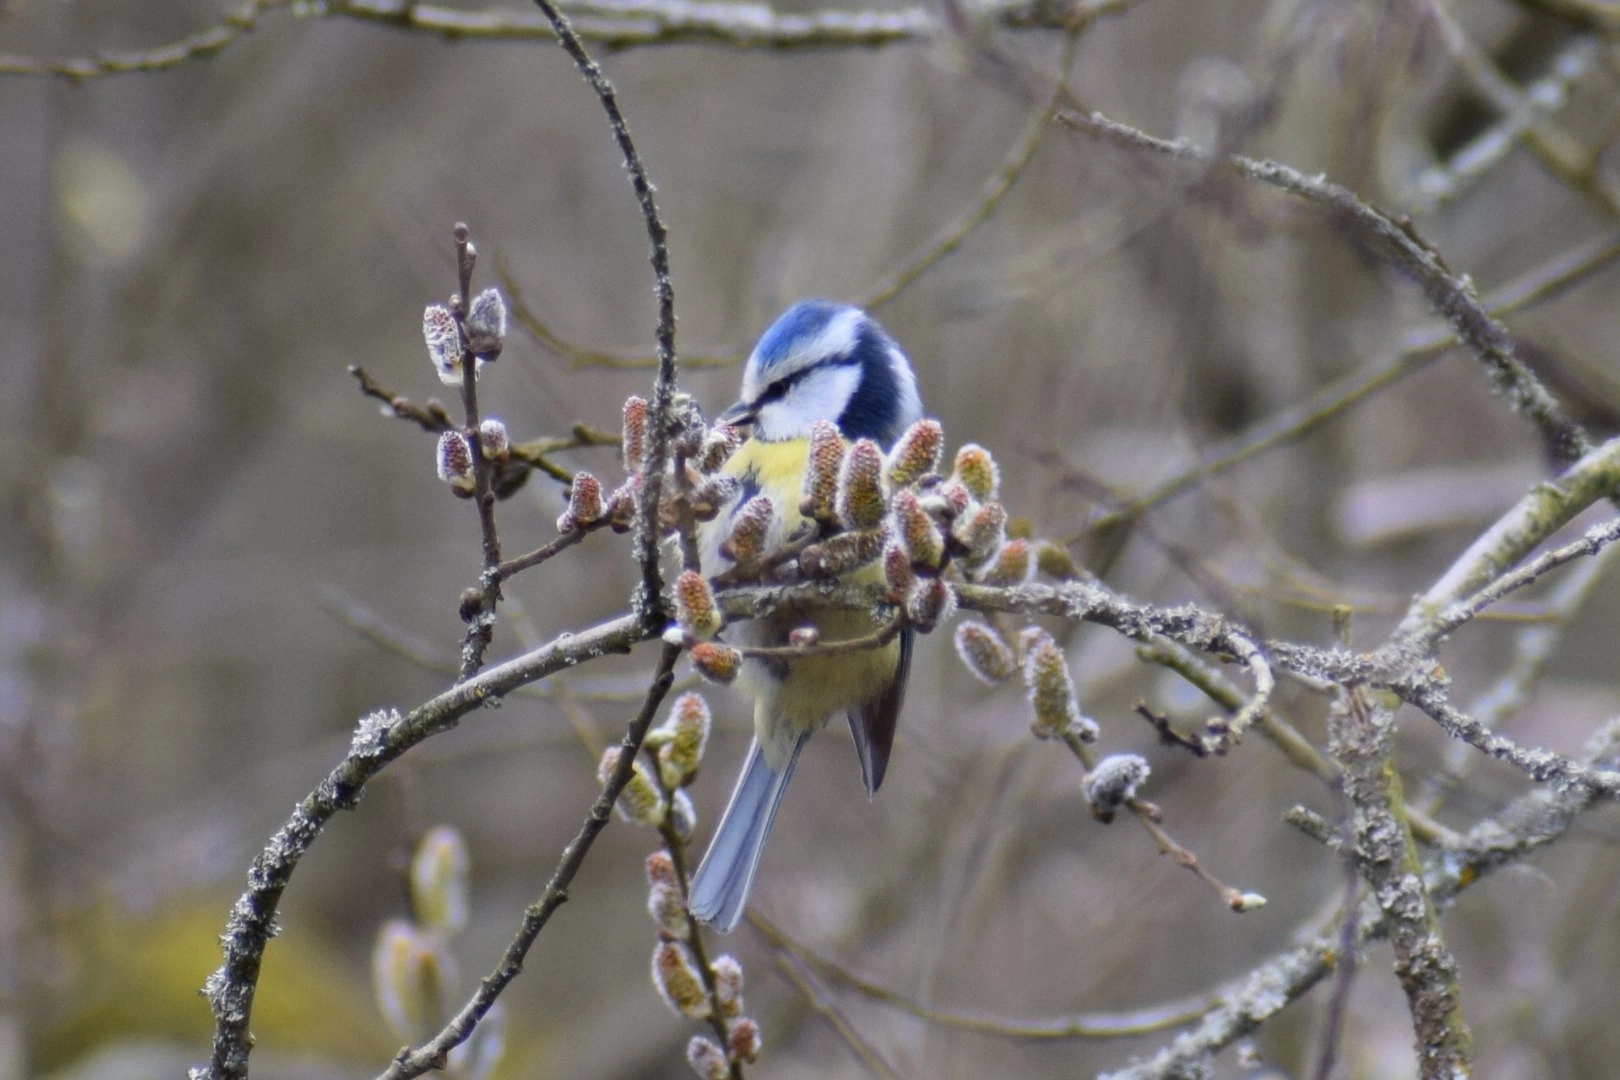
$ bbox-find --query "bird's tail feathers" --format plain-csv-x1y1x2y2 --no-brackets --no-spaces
687,734,806,933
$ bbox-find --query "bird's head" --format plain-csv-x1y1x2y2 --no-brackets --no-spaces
720,301,923,446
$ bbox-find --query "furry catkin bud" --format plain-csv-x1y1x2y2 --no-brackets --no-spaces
1024,634,1082,740
622,396,649,474
729,1017,762,1064
598,747,665,827
372,920,453,1045
646,850,679,889
671,395,708,458
409,825,470,935
953,443,1000,501
885,419,943,489
1035,540,1080,581
837,438,887,531
720,495,775,564
1081,754,1151,823
882,541,915,597
954,501,1007,567
711,954,744,1017
464,288,507,359
656,692,711,789
698,425,743,473
477,419,510,461
800,529,886,579
954,621,1017,684
689,473,740,523
690,642,741,684
891,490,944,571
436,431,476,495
800,420,845,524
669,789,697,840
687,1037,730,1080
558,472,604,533
423,304,464,385
674,570,722,639
605,477,639,533
979,537,1034,586
648,881,689,939
652,942,711,1019
906,577,956,632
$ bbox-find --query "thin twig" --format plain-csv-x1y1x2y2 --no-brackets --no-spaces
351,364,619,486
377,644,681,1080
1100,718,1620,1079
497,258,740,371
1429,516,1620,640
730,615,905,661
1397,434,1620,642
493,520,605,582
200,612,654,1080
0,0,1143,80
750,911,1213,1039
858,26,1078,310
527,0,679,633
1055,107,1594,465
770,951,904,1080
1055,727,1259,911
451,226,507,682
1071,230,1620,542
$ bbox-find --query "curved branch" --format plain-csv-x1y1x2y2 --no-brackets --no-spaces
377,644,681,1080
526,0,680,632
198,612,652,1080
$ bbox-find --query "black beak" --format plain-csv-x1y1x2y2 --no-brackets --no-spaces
718,400,756,428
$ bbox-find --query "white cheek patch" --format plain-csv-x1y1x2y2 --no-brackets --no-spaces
757,364,862,441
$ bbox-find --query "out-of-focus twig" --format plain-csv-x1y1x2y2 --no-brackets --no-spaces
1100,717,1620,1080
751,911,1212,1039
859,25,1079,311
1057,107,1594,465
0,0,1128,80
378,644,681,1080
1070,230,1620,543
771,949,903,1080
1411,21,1605,215
523,0,680,630
200,609,654,1080
497,258,740,371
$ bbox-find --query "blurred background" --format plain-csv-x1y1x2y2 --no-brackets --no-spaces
4,0,1620,1076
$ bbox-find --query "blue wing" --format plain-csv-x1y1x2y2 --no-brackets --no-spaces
847,627,912,797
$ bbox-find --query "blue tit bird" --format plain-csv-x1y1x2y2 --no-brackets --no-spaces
687,300,924,933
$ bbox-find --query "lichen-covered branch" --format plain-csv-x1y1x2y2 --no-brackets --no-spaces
376,644,681,1080
197,612,651,1080
1329,690,1471,1078
1101,717,1620,1080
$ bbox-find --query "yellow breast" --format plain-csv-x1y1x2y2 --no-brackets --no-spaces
703,436,899,768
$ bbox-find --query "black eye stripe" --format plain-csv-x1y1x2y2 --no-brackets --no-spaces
755,365,820,405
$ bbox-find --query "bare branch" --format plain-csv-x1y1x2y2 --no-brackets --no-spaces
526,0,680,632
1329,689,1471,1077
199,612,653,1080
376,644,681,1080
1057,107,1594,465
